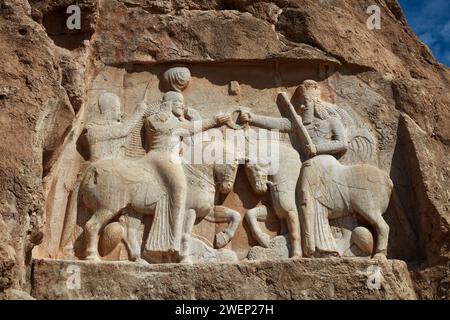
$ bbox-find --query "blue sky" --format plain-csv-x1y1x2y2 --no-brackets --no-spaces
398,0,450,66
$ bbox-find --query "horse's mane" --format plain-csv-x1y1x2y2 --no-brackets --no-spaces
183,163,216,194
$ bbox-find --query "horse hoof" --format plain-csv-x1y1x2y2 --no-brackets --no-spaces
215,231,231,249
291,251,303,259
303,247,316,258
179,256,193,264
373,253,387,261
85,253,101,262
315,251,339,258
259,234,271,248
135,258,150,266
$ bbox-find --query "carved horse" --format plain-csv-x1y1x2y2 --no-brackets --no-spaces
297,154,394,258
122,159,241,264
61,144,240,263
246,155,398,256
244,141,303,258
178,160,240,262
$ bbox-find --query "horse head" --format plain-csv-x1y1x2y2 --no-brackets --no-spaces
244,161,270,195
214,160,239,194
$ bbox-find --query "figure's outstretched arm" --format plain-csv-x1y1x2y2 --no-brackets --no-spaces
238,107,292,132
185,107,202,121
114,101,148,138
249,113,293,132
176,115,226,137
91,102,148,141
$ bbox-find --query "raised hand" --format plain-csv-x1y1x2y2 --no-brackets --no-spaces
308,143,317,158
214,112,242,130
214,113,231,125
236,107,252,124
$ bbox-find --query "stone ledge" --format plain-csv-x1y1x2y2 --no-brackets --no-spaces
31,258,417,300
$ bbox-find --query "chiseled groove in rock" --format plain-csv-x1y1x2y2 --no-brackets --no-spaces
117,0,290,15
102,56,342,72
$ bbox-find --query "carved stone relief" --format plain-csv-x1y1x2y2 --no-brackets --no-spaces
35,63,416,264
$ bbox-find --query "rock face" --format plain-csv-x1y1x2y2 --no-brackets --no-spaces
0,0,449,300
32,258,416,300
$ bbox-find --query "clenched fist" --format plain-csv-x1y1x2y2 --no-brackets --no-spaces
236,107,252,124
214,113,232,125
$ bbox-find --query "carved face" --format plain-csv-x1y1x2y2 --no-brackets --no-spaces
163,91,185,119
98,93,122,121
170,97,185,118
301,80,321,100
306,87,321,100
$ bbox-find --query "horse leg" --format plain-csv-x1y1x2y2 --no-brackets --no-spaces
360,210,390,258
179,209,197,264
299,184,316,258
271,187,303,258
245,205,271,248
84,208,117,261
213,206,241,249
280,220,288,235
286,210,302,258
123,214,144,263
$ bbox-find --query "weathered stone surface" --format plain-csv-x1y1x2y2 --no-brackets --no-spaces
247,235,290,260
181,238,238,264
89,0,341,64
31,258,416,300
0,0,449,300
0,288,35,300
0,0,77,292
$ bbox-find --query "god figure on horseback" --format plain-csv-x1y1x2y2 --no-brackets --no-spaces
238,80,400,259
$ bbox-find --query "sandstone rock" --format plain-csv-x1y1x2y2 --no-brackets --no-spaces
31,258,417,300
0,0,76,293
185,238,238,263
0,289,36,300
247,235,290,260
0,0,448,300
